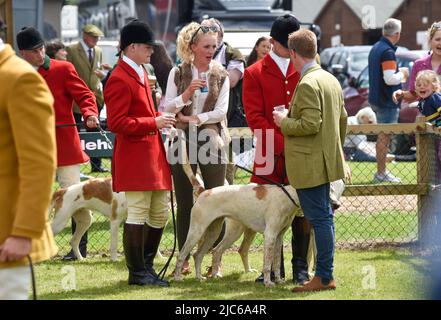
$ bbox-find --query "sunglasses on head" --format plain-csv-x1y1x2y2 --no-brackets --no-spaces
431,22,441,32
190,25,219,44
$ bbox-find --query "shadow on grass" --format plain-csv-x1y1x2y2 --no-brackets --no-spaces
37,268,310,300
360,249,430,275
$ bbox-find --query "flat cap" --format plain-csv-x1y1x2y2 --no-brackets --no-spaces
82,24,103,37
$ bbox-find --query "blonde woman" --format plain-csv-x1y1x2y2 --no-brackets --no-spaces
393,21,441,103
164,22,230,274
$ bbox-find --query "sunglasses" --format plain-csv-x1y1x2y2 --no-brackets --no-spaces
431,22,441,34
190,25,219,44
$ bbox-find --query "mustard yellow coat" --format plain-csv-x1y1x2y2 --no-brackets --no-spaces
281,64,347,189
0,44,57,268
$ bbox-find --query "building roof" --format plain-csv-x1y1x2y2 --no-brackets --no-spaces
292,0,329,23
343,0,405,28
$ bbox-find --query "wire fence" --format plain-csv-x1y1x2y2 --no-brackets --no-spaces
52,118,440,257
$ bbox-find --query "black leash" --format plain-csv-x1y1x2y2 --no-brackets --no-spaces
234,164,300,208
55,123,83,128
26,255,37,300
157,139,177,280
55,123,113,149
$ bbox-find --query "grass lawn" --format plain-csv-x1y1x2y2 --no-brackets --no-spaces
34,248,428,300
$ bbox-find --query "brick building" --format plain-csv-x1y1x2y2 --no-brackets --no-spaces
294,0,441,50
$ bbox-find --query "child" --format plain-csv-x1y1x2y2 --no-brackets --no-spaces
414,70,441,126
413,70,441,182
344,106,395,162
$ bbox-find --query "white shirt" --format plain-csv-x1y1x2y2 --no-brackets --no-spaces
269,49,290,77
383,69,404,86
164,62,230,125
122,55,145,84
0,38,4,52
80,39,94,61
213,43,244,79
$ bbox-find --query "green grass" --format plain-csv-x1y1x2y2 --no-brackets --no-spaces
34,249,428,300
334,210,418,242
348,161,417,185
233,160,417,185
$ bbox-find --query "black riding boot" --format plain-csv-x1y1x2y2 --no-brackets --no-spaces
254,247,285,282
123,223,150,285
143,224,169,287
291,217,311,285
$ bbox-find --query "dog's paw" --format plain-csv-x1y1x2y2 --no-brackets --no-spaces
246,268,258,273
174,274,184,282
212,272,223,278
196,275,207,281
275,278,285,284
264,281,275,288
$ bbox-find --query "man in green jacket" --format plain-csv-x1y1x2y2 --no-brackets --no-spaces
274,29,347,292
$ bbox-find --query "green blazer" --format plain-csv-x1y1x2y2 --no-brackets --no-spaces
281,64,347,189
66,42,103,111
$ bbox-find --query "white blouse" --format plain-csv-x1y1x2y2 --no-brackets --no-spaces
164,62,230,125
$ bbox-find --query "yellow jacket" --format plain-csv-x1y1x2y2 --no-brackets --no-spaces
66,42,103,110
282,64,347,189
0,44,57,268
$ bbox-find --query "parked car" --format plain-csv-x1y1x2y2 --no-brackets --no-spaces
320,47,339,70
343,50,427,155
324,45,409,88
326,45,372,88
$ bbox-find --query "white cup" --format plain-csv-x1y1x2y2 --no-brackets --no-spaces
274,105,286,113
161,112,175,136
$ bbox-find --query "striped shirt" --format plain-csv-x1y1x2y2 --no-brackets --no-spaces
418,92,441,126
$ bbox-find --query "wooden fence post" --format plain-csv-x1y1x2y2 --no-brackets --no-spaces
415,116,431,244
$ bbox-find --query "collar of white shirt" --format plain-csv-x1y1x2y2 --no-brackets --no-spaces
122,55,145,84
80,39,94,56
0,38,4,52
301,60,317,77
269,49,290,77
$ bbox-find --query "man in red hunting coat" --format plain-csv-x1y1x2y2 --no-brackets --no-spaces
104,20,175,287
17,27,99,261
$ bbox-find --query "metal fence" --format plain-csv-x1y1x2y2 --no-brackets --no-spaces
52,117,440,257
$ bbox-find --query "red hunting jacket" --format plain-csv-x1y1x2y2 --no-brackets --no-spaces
243,54,300,184
104,59,172,192
38,57,98,167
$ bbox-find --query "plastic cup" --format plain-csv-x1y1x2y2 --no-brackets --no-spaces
161,112,175,135
199,72,208,93
148,75,157,87
274,105,286,113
